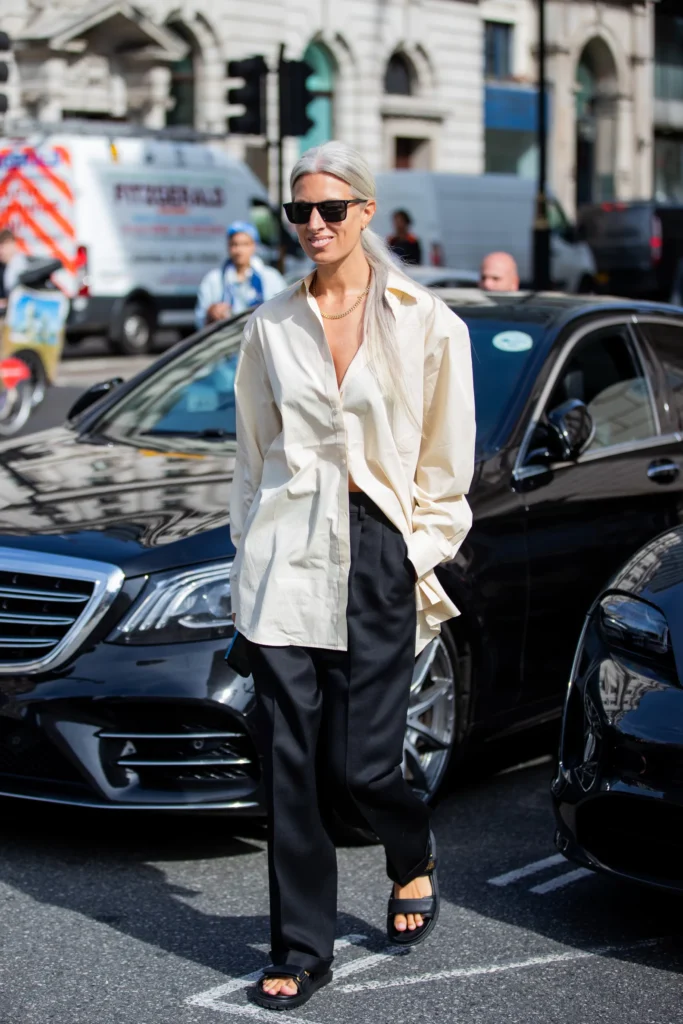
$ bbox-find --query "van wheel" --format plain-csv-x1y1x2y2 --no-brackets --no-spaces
109,302,155,355
578,275,596,294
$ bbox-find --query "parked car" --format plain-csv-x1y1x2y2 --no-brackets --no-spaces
374,171,597,293
552,525,683,892
578,200,683,304
405,266,480,289
1,289,683,814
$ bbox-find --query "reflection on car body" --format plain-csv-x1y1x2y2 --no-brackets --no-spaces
553,525,683,891
1,290,683,814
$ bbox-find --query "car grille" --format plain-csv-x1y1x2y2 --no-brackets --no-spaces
0,717,85,786
0,549,124,674
0,568,95,665
97,704,260,793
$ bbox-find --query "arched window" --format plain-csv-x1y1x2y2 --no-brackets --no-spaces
384,53,414,96
575,38,618,206
299,42,335,153
167,22,196,127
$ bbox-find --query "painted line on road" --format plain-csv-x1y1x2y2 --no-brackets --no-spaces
335,937,665,995
530,867,594,894
488,853,565,886
186,933,371,1022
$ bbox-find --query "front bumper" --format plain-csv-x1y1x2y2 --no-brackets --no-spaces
0,638,264,813
551,612,683,890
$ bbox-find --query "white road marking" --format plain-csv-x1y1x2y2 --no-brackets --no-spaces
335,937,665,995
530,867,594,894
186,933,369,1020
487,853,565,886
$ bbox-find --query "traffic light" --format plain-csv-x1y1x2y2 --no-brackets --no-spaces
227,56,268,135
279,59,315,138
0,32,10,115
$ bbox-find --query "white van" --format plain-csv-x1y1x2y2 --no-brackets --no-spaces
0,130,274,353
374,172,596,293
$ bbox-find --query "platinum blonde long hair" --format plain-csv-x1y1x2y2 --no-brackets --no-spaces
290,141,421,416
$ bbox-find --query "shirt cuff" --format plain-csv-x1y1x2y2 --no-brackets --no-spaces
406,530,447,582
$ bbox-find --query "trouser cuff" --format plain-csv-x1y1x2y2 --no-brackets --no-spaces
269,949,334,973
388,831,433,886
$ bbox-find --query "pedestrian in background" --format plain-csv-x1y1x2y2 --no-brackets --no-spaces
387,208,422,265
479,251,520,292
229,140,475,1011
194,221,286,330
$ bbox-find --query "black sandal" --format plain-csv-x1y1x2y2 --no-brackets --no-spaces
252,964,333,1011
387,829,440,947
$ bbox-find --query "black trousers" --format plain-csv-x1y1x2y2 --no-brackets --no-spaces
246,491,431,973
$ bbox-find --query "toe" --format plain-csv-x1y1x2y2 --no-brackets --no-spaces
407,913,417,930
415,913,424,927
394,913,407,931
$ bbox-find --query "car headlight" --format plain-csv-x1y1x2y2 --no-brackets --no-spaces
109,561,233,645
599,594,670,658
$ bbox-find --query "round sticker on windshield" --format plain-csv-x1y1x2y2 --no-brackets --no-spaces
492,330,533,353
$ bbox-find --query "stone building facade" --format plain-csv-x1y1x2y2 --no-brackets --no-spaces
0,0,677,214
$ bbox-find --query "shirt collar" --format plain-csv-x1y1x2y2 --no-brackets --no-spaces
301,267,419,304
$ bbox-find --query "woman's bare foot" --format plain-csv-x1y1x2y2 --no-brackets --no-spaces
260,976,300,997
393,874,433,932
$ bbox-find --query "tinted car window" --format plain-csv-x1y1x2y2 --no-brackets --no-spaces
638,321,683,431
95,321,244,449
548,325,656,451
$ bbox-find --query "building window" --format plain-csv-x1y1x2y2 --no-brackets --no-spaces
385,53,414,96
655,15,683,102
167,22,196,127
484,21,513,81
299,42,335,154
394,137,430,169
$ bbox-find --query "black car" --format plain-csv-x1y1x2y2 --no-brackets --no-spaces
552,526,683,891
2,290,683,813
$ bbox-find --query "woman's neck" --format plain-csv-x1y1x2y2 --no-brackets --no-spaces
313,246,371,298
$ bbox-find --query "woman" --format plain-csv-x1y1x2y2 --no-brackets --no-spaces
229,141,475,1011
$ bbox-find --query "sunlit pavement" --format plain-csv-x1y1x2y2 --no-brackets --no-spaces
0,758,681,1024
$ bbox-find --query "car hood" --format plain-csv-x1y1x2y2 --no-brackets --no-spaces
0,427,236,575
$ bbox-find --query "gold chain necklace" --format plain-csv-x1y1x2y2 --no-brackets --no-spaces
313,274,371,320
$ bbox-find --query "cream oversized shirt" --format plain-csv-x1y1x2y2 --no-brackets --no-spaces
229,270,475,655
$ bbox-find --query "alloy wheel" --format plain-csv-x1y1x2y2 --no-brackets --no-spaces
123,313,151,351
403,637,457,802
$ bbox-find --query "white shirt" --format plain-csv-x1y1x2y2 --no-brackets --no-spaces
229,269,476,655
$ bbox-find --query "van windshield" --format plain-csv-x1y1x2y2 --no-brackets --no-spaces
93,312,543,458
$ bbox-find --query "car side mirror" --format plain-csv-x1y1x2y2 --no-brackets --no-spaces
67,377,124,421
547,399,594,461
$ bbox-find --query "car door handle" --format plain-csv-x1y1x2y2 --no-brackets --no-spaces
647,459,680,484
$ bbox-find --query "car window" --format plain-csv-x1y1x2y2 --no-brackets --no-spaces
546,324,657,452
93,320,245,450
637,321,683,432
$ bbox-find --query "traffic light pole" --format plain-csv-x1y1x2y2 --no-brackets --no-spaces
277,44,286,274
533,0,551,291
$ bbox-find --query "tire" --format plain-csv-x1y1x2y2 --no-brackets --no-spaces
109,301,155,355
0,379,34,436
331,631,464,846
577,275,596,294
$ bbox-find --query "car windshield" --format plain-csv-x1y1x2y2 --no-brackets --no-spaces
458,314,545,453
93,311,544,457
93,320,245,451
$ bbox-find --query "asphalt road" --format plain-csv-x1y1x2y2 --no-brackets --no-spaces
0,758,681,1024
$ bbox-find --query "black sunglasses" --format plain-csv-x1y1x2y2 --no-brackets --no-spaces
283,199,366,224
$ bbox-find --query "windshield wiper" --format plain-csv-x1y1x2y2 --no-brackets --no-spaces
139,428,235,440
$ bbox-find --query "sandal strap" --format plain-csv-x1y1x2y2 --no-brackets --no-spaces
388,896,435,915
261,965,309,986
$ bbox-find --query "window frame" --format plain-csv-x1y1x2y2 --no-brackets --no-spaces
515,315,666,476
484,20,513,82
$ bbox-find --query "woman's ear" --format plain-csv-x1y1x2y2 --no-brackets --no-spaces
361,198,376,230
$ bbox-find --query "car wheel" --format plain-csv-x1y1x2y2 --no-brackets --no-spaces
110,302,155,355
578,275,596,294
330,633,462,845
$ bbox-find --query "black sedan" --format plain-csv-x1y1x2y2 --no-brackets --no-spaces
1,290,683,813
552,525,683,890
